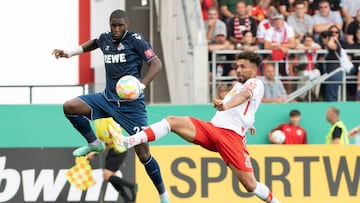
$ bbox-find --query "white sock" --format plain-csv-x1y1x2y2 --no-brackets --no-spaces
126,119,171,149
159,190,170,201
90,138,102,147
253,182,280,203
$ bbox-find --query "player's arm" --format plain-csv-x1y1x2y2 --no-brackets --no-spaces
213,88,250,111
141,57,162,86
52,39,99,59
349,125,360,137
331,126,342,144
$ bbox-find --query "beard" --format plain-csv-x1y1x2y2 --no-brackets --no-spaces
237,75,248,83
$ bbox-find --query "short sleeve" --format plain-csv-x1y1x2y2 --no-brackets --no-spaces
130,32,157,63
94,33,106,48
264,29,272,42
219,0,227,7
333,12,343,24
332,126,342,139
243,78,264,100
286,26,295,39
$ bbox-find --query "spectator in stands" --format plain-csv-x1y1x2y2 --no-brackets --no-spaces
236,30,260,51
251,0,275,23
205,7,227,43
312,0,343,42
278,0,296,18
295,33,322,101
261,63,288,103
219,0,253,23
215,83,230,99
227,1,258,46
287,0,314,44
345,9,360,45
325,106,349,144
208,26,234,51
256,7,279,48
264,13,296,76
208,26,235,80
200,0,219,21
323,25,350,101
311,0,341,14
347,27,360,100
340,0,360,31
268,109,308,144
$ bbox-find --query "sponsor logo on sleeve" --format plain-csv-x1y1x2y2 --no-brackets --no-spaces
144,49,155,59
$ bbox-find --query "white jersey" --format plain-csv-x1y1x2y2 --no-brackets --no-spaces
211,78,264,136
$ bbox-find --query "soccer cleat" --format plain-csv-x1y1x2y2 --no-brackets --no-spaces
72,141,105,157
108,125,127,153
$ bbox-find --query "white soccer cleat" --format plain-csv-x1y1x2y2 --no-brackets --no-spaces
108,125,127,153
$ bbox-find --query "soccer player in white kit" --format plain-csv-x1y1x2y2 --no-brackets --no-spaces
112,51,281,203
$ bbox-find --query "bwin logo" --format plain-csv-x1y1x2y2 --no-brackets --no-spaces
0,157,121,202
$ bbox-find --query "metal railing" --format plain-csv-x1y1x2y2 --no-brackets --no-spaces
284,68,346,103
210,49,360,102
0,84,88,104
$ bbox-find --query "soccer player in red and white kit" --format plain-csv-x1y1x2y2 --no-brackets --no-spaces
268,109,307,144
112,51,281,203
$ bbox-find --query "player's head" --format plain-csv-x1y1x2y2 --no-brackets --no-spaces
109,10,129,40
326,106,339,123
289,109,301,126
234,51,262,83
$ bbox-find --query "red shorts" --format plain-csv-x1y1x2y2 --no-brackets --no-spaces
190,117,253,172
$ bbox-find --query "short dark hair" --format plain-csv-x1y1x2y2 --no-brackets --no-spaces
301,32,314,43
237,51,262,67
318,0,330,6
290,109,301,117
294,0,305,7
110,10,127,21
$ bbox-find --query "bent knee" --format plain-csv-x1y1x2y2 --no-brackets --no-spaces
63,100,76,114
103,169,115,181
135,145,151,162
63,99,86,115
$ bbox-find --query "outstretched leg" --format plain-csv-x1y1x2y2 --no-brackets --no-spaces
110,116,197,203
112,116,197,151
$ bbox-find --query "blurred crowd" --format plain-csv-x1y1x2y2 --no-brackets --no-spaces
203,0,360,102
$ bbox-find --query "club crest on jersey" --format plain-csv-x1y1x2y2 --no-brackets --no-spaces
144,49,155,59
105,46,110,51
132,33,142,40
117,43,125,51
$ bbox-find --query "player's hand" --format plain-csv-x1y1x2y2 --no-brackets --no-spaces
213,99,226,111
52,49,69,59
207,19,216,28
249,126,256,135
349,126,360,137
140,83,146,92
